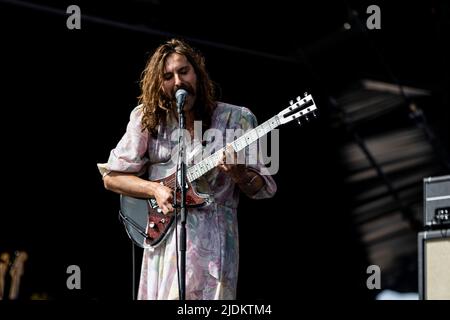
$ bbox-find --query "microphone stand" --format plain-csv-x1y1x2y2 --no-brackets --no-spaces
176,98,187,300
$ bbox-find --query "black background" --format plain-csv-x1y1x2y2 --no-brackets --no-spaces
0,0,448,304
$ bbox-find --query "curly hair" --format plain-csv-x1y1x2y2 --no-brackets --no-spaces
137,38,216,137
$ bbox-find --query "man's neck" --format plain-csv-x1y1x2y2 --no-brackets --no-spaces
185,111,195,129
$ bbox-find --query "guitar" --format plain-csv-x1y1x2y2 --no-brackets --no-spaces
0,252,10,300
8,251,28,300
120,93,318,248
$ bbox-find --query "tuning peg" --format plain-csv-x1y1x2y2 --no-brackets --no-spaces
297,118,302,126
289,100,294,105
304,115,310,122
312,110,318,118
304,92,308,97
296,96,301,101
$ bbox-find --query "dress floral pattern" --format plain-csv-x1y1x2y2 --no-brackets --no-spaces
98,102,277,300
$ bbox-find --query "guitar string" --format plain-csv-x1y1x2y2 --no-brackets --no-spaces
160,129,263,187
158,117,279,190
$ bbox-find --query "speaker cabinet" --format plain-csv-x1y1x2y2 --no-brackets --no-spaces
418,229,450,300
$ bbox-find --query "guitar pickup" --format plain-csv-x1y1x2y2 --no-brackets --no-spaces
149,198,158,209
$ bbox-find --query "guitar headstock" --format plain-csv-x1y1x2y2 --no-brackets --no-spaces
9,251,28,277
0,252,10,265
277,93,318,125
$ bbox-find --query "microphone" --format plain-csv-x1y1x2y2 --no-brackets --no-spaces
175,89,188,113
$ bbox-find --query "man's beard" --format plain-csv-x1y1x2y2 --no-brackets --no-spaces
172,84,196,112
173,83,196,98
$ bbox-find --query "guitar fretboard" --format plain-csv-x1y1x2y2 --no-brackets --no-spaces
187,115,280,182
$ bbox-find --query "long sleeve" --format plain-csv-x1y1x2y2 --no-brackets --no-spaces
237,107,277,199
97,105,150,177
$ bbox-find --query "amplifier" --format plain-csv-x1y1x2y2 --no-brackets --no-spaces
423,175,450,228
418,229,450,300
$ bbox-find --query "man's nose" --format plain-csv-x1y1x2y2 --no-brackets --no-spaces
174,73,183,86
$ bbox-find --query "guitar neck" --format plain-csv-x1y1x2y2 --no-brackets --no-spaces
0,255,9,300
9,277,21,300
187,115,280,182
